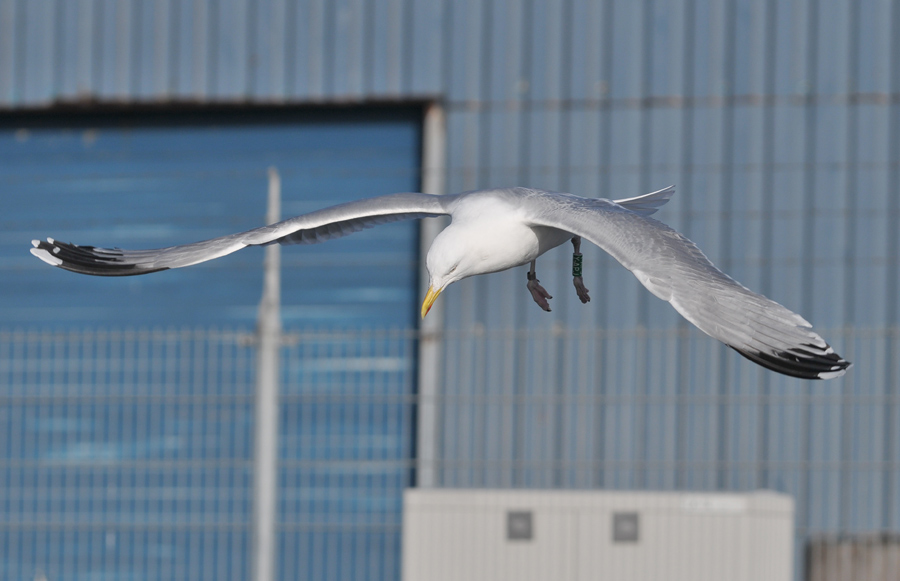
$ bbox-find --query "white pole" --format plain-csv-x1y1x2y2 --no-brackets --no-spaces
253,167,281,581
417,103,447,487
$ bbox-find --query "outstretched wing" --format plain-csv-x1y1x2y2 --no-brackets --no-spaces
30,192,453,276
526,190,851,380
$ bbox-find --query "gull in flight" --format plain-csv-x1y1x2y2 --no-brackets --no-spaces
30,186,850,379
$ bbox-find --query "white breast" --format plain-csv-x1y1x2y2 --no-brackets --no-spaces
447,195,570,275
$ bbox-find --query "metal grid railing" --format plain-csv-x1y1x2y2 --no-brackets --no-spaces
1,325,898,580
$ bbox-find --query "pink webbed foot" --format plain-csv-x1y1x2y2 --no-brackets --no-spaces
527,278,553,312
573,276,590,303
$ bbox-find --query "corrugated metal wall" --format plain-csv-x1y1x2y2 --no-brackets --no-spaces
1,1,897,330
0,0,444,105
3,1,900,579
3,2,894,321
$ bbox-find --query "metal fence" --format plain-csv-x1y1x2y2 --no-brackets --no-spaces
0,328,415,581
1,325,898,580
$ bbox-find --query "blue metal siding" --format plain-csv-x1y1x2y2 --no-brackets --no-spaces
0,110,422,580
0,0,440,105
0,110,422,328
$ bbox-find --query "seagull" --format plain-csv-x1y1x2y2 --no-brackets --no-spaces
30,186,850,380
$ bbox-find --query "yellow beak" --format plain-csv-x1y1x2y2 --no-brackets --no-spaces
421,285,442,319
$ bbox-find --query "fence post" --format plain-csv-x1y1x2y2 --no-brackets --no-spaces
417,103,447,487
253,167,282,581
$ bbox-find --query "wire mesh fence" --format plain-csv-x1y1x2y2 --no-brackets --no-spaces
1,325,898,580
0,328,415,581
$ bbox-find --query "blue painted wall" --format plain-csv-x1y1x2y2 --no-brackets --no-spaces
0,108,422,581
1,108,422,328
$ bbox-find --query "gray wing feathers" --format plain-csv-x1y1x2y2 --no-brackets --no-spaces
242,192,451,245
529,191,850,379
30,192,450,276
274,211,440,245
612,185,675,217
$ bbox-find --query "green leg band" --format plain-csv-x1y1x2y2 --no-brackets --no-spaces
572,253,583,278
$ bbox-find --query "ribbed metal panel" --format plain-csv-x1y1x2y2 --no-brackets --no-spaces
427,0,900,350
0,0,442,106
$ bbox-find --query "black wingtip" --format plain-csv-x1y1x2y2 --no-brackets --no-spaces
29,238,167,277
732,345,851,380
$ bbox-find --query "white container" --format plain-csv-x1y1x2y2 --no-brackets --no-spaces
403,489,793,581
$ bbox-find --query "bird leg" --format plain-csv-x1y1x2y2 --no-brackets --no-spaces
526,260,553,311
571,236,590,303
